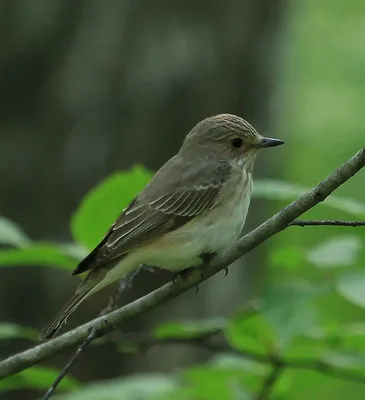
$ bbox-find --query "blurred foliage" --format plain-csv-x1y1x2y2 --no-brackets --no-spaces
1,167,365,398
1,0,364,398
269,1,365,399
0,366,78,393
71,165,153,250
0,323,38,342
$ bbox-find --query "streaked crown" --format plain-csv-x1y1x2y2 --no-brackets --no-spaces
180,114,284,158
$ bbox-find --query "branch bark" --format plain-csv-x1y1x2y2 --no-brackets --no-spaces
290,220,365,227
0,147,364,380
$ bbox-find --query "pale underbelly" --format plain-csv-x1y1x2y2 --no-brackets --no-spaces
99,170,252,291
130,189,251,271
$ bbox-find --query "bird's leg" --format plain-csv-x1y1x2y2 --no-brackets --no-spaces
119,265,145,290
172,267,201,292
199,251,217,264
172,267,196,283
172,252,217,291
201,252,228,276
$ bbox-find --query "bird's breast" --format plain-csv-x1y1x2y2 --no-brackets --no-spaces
197,170,253,253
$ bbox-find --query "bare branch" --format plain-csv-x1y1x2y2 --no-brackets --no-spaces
290,220,365,227
0,147,364,380
42,328,96,400
42,268,143,399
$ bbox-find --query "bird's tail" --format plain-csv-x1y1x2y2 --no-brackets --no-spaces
40,266,109,340
40,290,91,340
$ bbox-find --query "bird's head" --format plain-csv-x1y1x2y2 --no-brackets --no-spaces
181,114,284,170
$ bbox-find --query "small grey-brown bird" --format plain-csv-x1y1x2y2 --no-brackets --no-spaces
42,114,284,339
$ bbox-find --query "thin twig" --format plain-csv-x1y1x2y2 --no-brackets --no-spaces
290,220,365,227
0,147,364,379
254,363,284,400
42,328,96,400
42,268,142,399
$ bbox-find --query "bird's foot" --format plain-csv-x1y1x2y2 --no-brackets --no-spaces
223,266,229,277
199,251,217,263
172,266,205,293
172,267,194,283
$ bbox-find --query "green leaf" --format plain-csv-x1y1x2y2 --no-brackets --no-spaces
253,180,365,217
55,374,177,400
284,337,329,359
323,351,365,371
183,363,254,400
60,243,88,260
261,283,320,350
0,323,38,341
302,321,365,354
71,166,153,249
328,323,365,353
270,246,306,270
154,318,227,340
307,235,362,268
335,270,365,308
225,311,276,354
209,353,265,374
0,217,30,247
0,366,79,392
0,244,77,270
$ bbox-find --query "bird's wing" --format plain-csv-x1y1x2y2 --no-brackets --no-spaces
73,160,232,274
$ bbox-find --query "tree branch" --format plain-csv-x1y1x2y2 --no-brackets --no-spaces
290,220,365,227
0,147,364,380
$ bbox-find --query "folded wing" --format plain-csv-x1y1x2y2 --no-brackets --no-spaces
73,159,232,275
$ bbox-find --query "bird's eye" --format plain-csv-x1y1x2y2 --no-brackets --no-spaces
231,138,243,148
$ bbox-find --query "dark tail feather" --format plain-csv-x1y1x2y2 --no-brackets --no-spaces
40,291,90,340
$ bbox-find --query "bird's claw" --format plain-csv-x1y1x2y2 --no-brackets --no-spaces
172,267,203,293
172,267,193,283
223,267,229,277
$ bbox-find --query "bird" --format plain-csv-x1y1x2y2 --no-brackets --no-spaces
41,113,284,339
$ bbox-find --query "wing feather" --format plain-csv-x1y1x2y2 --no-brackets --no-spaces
73,159,232,275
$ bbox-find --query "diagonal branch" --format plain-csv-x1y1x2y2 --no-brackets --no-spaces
0,147,364,380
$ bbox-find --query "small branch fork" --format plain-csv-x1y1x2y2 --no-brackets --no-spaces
0,147,363,398
43,268,142,400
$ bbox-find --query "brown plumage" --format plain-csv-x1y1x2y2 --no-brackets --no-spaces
41,114,283,340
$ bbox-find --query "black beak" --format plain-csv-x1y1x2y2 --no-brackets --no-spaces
259,137,285,148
